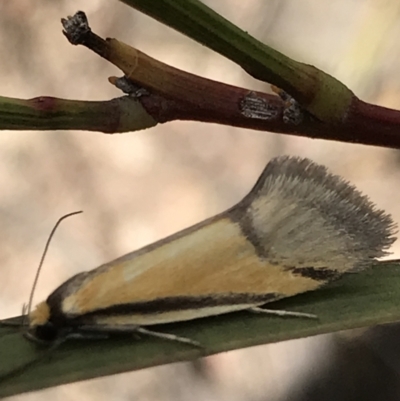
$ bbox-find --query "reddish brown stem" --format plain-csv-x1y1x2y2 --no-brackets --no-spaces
60,11,400,148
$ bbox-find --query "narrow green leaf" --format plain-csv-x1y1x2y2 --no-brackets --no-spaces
1,260,400,397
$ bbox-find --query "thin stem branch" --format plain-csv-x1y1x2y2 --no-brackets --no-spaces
58,11,400,148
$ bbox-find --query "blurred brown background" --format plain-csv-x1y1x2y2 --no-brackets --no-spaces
1,0,400,400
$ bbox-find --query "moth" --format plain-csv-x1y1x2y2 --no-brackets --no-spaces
20,156,395,348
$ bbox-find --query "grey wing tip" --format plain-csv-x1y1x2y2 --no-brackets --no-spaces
243,156,397,266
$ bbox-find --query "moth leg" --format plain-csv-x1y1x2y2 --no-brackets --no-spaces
135,327,202,348
78,324,202,348
66,332,110,340
248,306,317,319
77,324,138,336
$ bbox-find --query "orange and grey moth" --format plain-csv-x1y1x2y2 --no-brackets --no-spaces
27,156,396,344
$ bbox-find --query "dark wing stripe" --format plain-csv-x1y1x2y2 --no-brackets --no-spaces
67,293,281,320
288,266,339,281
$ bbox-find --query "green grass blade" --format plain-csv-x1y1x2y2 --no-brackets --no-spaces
1,260,400,397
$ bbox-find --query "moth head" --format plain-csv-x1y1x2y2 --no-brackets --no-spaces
23,212,82,344
25,301,58,344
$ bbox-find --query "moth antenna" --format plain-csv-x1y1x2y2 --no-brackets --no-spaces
25,211,83,324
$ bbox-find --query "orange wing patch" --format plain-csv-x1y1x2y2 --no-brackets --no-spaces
62,217,319,315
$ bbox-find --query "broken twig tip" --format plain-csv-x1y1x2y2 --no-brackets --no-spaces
61,11,91,45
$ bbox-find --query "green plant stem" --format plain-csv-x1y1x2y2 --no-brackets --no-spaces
118,0,353,123
0,96,156,133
